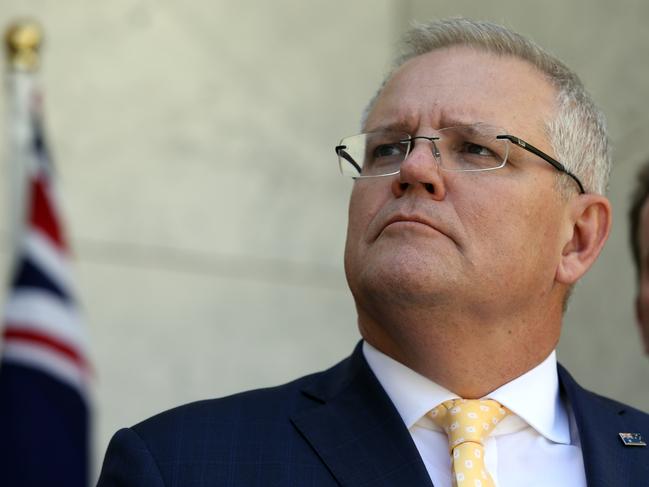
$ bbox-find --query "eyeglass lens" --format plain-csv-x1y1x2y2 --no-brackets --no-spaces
338,124,510,178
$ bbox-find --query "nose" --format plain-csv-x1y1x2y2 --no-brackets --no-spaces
391,138,447,200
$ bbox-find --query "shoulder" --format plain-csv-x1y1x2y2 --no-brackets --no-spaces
126,346,366,448
132,369,324,441
97,367,341,486
97,375,330,486
129,345,367,442
96,349,369,486
97,345,377,486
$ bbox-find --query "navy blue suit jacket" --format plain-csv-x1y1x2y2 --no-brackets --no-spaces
97,343,649,486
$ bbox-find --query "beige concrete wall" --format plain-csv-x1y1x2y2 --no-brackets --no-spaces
1,1,648,481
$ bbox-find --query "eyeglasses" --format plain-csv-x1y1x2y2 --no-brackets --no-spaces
334,123,585,194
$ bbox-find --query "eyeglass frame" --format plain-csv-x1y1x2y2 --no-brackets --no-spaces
334,130,586,194
495,134,585,194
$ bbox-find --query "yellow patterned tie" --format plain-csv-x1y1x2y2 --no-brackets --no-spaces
428,399,510,487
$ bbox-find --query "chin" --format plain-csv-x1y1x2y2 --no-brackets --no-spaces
347,252,457,310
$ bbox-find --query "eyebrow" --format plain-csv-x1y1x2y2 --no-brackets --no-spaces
365,121,413,133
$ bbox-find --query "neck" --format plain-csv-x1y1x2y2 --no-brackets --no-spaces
357,302,562,398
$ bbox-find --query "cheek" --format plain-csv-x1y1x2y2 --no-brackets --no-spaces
460,191,562,270
346,184,387,243
344,188,373,271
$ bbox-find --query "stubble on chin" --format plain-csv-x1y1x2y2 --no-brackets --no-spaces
346,242,459,319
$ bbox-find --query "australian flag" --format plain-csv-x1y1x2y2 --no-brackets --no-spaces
0,89,90,486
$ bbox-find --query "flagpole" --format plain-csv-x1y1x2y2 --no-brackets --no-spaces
4,21,43,259
1,21,91,487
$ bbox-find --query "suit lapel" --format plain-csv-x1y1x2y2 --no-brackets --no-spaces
291,342,433,487
559,365,649,487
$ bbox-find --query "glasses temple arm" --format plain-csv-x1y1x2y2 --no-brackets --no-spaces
497,135,585,194
335,145,363,174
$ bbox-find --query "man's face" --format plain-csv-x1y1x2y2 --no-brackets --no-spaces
635,199,649,353
344,46,572,322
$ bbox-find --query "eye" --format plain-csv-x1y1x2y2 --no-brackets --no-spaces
373,142,407,158
462,142,496,157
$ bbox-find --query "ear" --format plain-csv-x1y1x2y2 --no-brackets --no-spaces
555,194,612,285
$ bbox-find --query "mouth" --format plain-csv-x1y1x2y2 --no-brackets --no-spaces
379,214,446,238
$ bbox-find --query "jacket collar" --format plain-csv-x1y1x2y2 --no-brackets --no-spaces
290,341,433,486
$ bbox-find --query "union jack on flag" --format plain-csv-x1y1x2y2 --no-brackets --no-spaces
0,82,90,486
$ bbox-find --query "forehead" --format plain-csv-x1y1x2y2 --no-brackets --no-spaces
365,46,557,137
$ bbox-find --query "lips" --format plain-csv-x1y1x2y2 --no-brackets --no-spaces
385,215,433,228
379,213,446,239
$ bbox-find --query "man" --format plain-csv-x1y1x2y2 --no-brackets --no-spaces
629,161,649,354
98,18,649,486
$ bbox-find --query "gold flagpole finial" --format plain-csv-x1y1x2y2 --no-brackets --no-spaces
4,20,43,71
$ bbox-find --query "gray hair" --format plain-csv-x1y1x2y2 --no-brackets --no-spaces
362,18,610,195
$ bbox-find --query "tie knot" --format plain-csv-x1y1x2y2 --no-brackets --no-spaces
428,399,510,450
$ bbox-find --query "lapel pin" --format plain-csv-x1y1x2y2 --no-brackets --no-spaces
619,433,647,447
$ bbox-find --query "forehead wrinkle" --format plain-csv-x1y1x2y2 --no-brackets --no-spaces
367,108,505,135
366,70,554,139
365,112,417,133
436,112,494,130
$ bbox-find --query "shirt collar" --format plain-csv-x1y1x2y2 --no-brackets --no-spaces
362,340,571,445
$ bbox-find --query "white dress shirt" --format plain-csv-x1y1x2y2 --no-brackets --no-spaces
362,341,587,487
